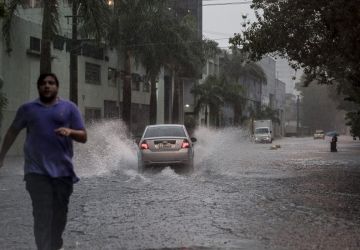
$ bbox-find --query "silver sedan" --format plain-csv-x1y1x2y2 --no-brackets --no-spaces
137,124,197,172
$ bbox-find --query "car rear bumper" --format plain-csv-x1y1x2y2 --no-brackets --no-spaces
139,149,192,165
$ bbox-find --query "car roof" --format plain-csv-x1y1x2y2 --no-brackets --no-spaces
145,124,184,128
142,124,187,139
147,123,184,127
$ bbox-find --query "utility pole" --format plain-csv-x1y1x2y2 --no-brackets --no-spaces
296,95,300,136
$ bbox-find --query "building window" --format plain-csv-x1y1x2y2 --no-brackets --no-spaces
82,43,104,60
85,107,101,123
202,63,207,75
22,0,42,8
30,36,41,52
85,62,101,85
104,100,119,119
131,73,141,91
143,82,150,92
53,35,66,50
108,67,116,87
132,81,140,91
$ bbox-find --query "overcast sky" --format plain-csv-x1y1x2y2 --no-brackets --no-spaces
202,0,256,49
202,1,301,94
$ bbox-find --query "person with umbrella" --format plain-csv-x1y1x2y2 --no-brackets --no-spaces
327,131,338,152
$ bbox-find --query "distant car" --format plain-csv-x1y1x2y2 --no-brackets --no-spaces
254,127,273,143
137,124,197,172
313,130,325,139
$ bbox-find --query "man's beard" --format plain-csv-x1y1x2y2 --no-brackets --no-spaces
39,93,57,104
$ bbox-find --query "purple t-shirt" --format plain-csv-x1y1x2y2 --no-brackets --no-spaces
11,98,85,183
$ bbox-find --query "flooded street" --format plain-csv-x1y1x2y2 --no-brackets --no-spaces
1,122,360,249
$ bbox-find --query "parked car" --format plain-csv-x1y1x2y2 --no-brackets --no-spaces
313,130,325,139
137,124,197,172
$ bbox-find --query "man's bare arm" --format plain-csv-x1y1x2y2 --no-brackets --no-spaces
54,127,87,143
0,127,21,168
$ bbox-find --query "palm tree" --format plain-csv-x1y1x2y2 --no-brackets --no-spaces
3,0,58,73
108,0,155,129
131,0,177,124
219,75,245,125
167,14,205,124
191,75,224,126
69,0,109,104
107,1,204,127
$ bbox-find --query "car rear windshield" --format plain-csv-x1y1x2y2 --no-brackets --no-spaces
255,128,269,134
144,126,186,138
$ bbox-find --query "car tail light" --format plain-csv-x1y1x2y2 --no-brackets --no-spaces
140,141,149,150
181,139,190,149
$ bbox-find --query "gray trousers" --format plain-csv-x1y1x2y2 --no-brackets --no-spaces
25,173,73,250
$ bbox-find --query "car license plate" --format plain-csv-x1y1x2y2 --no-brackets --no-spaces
155,142,175,149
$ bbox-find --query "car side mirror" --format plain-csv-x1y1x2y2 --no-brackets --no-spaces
191,137,197,143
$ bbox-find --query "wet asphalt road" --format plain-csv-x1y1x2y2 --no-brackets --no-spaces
1,124,360,250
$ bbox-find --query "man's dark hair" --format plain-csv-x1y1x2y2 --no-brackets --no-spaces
37,73,59,87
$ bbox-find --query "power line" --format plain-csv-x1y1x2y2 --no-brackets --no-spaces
204,30,234,36
203,1,252,6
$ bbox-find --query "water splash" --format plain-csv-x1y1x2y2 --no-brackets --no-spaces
193,126,252,168
74,120,137,177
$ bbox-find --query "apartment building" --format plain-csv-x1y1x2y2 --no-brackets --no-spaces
0,1,154,155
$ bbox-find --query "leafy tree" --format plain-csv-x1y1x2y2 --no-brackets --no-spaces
191,75,224,126
230,0,360,89
218,74,245,126
346,111,360,138
108,1,208,127
230,0,360,134
296,78,347,133
0,2,6,18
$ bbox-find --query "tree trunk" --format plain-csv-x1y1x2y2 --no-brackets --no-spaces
233,101,242,125
69,1,78,105
40,1,52,74
204,105,208,126
122,51,132,130
149,74,157,124
172,74,180,124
